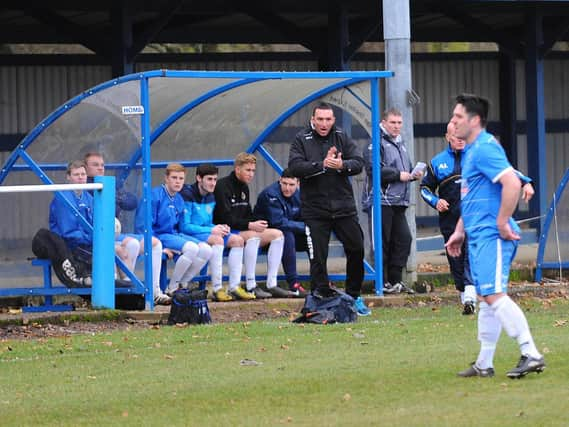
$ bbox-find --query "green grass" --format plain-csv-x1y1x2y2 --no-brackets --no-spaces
1,300,568,427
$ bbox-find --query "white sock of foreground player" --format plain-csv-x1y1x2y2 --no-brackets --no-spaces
227,246,244,291
491,295,542,359
244,237,261,291
475,302,502,369
265,236,284,289
208,244,225,292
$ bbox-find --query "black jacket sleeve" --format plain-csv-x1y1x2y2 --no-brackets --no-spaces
288,136,325,178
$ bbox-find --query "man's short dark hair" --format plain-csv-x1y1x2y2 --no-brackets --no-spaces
196,163,218,178
281,168,296,179
312,101,334,116
455,93,490,127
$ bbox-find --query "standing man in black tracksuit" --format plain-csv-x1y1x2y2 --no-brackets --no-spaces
288,102,370,316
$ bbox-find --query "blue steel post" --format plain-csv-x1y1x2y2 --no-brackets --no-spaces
92,176,116,309
371,78,384,295
140,76,154,310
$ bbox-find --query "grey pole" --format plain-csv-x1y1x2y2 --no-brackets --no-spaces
382,0,418,283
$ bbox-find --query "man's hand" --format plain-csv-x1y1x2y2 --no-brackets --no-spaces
436,198,450,213
248,220,268,232
445,230,465,257
521,183,535,202
412,170,425,180
163,248,176,260
211,224,230,236
323,147,343,170
497,221,521,241
399,171,414,182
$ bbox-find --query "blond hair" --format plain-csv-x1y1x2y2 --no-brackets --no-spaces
165,163,186,176
234,152,257,168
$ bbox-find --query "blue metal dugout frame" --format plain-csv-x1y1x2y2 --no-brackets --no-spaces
0,70,393,310
535,168,569,282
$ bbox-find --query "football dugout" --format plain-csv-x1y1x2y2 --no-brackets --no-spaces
0,70,393,310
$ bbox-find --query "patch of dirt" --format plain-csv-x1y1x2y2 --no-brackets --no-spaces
0,299,304,341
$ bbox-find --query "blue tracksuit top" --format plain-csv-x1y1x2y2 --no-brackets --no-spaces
179,183,216,236
421,138,532,233
135,185,186,236
420,143,470,230
254,181,305,234
49,190,93,249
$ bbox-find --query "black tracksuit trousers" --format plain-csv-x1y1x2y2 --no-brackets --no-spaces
381,205,412,284
304,215,364,298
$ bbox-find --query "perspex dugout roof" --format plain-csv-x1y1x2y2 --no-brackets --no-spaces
0,69,393,303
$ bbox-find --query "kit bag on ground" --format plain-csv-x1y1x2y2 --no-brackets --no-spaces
168,288,211,325
293,286,357,324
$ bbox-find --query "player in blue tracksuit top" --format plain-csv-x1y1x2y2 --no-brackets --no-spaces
254,169,307,297
420,122,477,314
446,94,545,379
49,161,93,250
136,163,212,295
179,164,247,302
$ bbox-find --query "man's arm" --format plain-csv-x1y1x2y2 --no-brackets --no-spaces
288,136,325,178
419,163,440,210
497,170,522,240
445,217,465,257
180,201,214,235
334,137,364,176
255,192,304,234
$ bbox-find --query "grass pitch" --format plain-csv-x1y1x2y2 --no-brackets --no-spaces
1,298,567,426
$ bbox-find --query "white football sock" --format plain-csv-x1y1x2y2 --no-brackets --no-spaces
460,291,465,305
492,295,541,358
151,240,163,293
265,236,284,289
227,246,244,291
475,302,501,369
180,242,212,283
124,238,140,273
244,237,260,291
169,241,198,289
464,285,477,304
209,244,224,292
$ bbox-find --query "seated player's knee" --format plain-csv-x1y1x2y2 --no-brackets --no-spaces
197,242,212,259
181,241,199,258
227,234,244,247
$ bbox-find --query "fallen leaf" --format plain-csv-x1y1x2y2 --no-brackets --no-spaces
342,393,351,402
122,411,129,417
164,354,174,360
280,344,289,350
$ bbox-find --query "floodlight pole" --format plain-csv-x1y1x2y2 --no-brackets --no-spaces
383,0,418,284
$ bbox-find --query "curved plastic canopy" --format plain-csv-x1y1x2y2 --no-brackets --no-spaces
0,69,393,308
